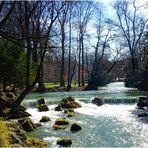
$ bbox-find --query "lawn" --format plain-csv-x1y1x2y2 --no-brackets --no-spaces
44,82,79,89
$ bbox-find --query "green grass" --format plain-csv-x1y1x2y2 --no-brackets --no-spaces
43,82,79,89
44,83,60,89
127,91,148,96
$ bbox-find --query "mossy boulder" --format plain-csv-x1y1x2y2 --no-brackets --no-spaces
57,137,72,147
40,116,50,122
18,117,36,132
37,104,49,112
26,138,48,147
138,112,148,117
54,117,69,126
52,124,67,130
55,96,81,111
64,108,75,113
70,123,82,132
66,101,81,108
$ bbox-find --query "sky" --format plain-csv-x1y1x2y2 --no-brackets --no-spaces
99,0,148,16
99,0,148,6
87,0,148,59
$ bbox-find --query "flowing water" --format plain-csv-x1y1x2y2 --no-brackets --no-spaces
24,82,148,147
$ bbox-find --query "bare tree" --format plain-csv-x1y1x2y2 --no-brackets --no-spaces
67,2,72,89
0,1,66,107
86,2,116,90
113,0,148,71
73,1,94,86
58,2,70,87
107,46,122,74
0,1,16,29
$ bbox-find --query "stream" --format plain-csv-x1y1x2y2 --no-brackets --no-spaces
23,82,148,147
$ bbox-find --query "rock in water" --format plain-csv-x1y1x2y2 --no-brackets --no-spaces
37,104,49,112
40,116,50,122
55,105,62,111
37,98,45,105
57,137,72,147
54,117,69,126
92,97,104,106
55,96,81,111
70,123,82,132
138,112,148,117
52,124,67,130
137,96,148,107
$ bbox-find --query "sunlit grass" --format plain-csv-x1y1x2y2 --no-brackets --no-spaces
44,83,59,89
43,82,79,89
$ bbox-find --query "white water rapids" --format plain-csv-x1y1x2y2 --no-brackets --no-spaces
24,82,148,147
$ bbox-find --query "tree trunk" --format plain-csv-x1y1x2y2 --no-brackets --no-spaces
25,2,31,88
3,79,6,92
67,7,72,89
36,63,46,92
81,35,85,86
60,26,65,87
78,40,81,87
13,49,46,107
131,54,138,71
26,46,31,87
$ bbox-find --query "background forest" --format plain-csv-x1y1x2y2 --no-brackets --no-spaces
0,0,148,95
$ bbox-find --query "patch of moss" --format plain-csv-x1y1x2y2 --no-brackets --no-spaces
18,117,36,132
55,117,69,126
52,124,67,130
0,120,10,147
26,138,48,147
37,104,49,112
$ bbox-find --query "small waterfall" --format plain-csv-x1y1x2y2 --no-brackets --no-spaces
104,98,138,104
22,99,60,107
22,97,139,107
22,99,37,107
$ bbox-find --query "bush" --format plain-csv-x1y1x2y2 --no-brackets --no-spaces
136,66,148,90
86,70,111,90
125,70,141,88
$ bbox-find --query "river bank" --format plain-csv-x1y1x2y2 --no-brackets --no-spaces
1,82,148,147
